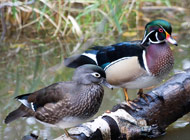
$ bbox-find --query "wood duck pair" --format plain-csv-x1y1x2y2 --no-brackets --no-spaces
5,64,112,137
5,19,177,137
65,19,178,106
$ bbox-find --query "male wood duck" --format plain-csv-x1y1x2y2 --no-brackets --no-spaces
64,19,178,107
5,64,112,137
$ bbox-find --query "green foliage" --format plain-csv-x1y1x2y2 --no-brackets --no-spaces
3,0,177,39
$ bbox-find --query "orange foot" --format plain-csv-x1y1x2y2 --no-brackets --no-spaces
137,89,154,103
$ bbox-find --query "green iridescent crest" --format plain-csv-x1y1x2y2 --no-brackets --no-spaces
145,19,172,36
140,19,174,45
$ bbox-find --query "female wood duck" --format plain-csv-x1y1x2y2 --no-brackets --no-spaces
5,64,112,136
64,19,178,107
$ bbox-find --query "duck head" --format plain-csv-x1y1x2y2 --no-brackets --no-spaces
72,64,113,89
141,19,178,46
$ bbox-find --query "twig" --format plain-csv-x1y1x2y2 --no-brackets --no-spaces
125,0,136,19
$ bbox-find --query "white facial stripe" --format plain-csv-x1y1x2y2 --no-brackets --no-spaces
142,50,151,75
155,32,165,43
143,30,147,38
149,38,164,44
158,24,167,32
141,30,155,45
148,30,165,44
142,24,169,45
155,32,159,41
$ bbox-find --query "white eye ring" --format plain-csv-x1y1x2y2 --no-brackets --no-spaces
91,72,101,78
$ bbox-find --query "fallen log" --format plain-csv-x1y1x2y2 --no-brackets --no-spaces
54,69,190,140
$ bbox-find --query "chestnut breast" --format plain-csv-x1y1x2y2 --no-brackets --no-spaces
146,42,174,77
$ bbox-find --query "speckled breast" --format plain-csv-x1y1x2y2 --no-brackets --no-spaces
146,42,174,77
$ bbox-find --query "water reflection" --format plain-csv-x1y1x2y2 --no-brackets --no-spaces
182,59,190,69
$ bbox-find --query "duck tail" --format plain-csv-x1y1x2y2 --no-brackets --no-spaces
4,105,31,124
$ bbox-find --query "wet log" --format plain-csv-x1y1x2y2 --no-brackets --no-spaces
54,69,190,140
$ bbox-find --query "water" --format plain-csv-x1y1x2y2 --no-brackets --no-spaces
0,29,190,140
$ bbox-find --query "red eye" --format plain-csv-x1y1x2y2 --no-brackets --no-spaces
159,28,163,32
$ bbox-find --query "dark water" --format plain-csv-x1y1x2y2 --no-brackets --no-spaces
0,30,190,140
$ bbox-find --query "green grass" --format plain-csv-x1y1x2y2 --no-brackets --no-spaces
2,0,185,43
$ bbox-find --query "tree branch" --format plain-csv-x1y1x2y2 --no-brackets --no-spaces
54,68,190,140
